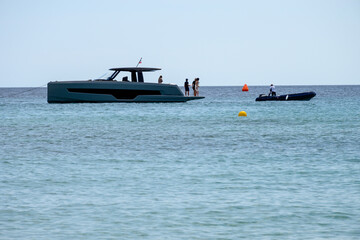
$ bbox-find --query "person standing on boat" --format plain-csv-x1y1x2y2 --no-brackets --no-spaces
184,78,190,96
192,79,196,96
158,75,163,84
195,78,200,96
269,84,276,96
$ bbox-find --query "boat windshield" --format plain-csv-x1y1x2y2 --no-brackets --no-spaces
95,71,113,80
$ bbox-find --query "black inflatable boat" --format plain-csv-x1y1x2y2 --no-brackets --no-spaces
256,91,316,101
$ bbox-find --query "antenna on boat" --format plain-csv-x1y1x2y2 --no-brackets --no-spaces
136,57,142,68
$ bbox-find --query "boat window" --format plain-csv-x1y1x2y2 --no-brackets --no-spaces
114,72,131,82
67,88,161,99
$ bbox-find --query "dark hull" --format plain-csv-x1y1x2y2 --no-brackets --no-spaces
256,91,316,101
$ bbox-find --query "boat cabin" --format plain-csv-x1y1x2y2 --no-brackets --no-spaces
106,67,161,82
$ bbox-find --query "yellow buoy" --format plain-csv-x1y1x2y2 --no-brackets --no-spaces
238,111,247,117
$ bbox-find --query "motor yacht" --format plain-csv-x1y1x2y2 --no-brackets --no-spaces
47,67,204,103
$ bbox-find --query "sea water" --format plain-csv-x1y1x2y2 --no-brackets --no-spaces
0,86,359,239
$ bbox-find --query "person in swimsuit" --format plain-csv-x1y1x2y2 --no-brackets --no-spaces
192,79,196,96
195,78,200,96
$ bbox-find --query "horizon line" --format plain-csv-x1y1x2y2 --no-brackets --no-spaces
1,84,359,88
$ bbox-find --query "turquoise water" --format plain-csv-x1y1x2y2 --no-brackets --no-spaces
1,86,359,239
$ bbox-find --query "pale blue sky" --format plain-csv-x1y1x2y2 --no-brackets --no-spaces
0,0,359,87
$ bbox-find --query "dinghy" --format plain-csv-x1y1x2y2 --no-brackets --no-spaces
255,91,316,101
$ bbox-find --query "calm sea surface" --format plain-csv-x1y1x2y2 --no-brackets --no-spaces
1,85,359,239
